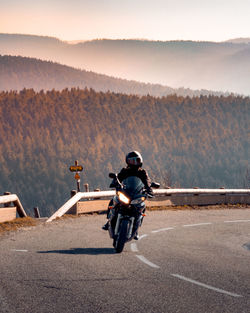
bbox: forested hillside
[0,55,224,97]
[0,88,249,216]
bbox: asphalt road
[0,208,249,313]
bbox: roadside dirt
[147,203,250,211]
[0,217,38,234]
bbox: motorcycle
[107,173,160,253]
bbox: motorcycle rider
[102,151,153,239]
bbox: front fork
[109,203,145,240]
[114,213,135,239]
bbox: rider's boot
[102,200,115,230]
[134,231,139,240]
[102,221,109,230]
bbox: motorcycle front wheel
[114,219,130,253]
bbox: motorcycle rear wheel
[114,219,130,253]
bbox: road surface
[0,208,249,313]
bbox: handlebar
[108,172,159,197]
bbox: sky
[1,0,250,42]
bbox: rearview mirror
[151,182,160,188]
[109,173,117,179]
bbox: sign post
[69,160,83,192]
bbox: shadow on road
[243,243,250,251]
[37,247,116,255]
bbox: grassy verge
[147,204,250,211]
[0,217,38,235]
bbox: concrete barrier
[0,207,17,223]
[67,200,110,215]
[147,194,250,206]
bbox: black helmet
[126,151,143,167]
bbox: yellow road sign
[69,165,83,172]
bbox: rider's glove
[109,178,117,188]
[146,187,154,197]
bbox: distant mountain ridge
[1,34,250,95]
[0,55,226,97]
[225,38,250,44]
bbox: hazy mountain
[0,33,250,95]
[0,55,226,97]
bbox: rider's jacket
[117,166,152,192]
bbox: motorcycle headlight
[131,197,145,205]
[117,191,130,204]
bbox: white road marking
[138,234,148,240]
[224,219,250,223]
[11,249,28,252]
[133,218,249,294]
[130,243,139,252]
[151,227,175,233]
[183,223,212,227]
[136,255,160,269]
[171,274,243,298]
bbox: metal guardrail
[0,194,27,218]
[46,190,115,222]
[154,188,250,195]
[46,188,250,222]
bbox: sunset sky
[1,0,250,42]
